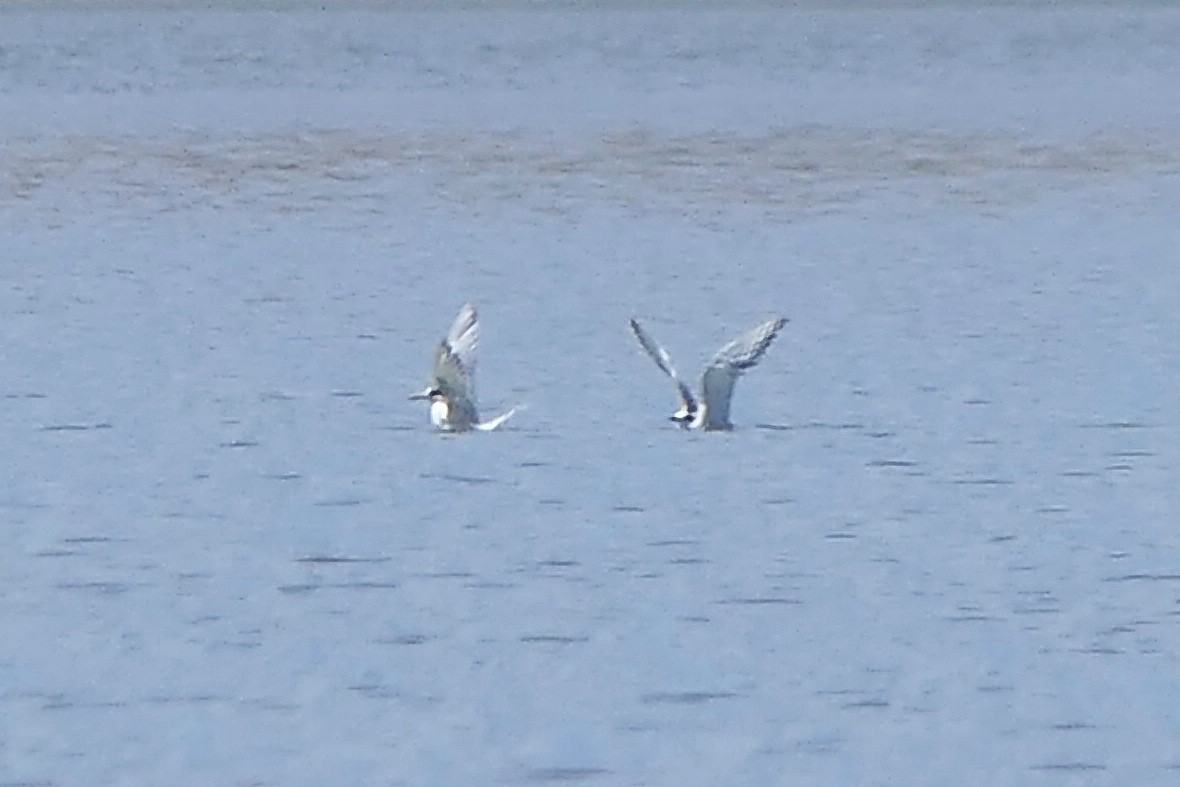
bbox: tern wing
[699,316,787,430]
[431,342,479,425]
[436,304,476,396]
[445,302,479,378]
[629,317,697,413]
[430,303,480,422]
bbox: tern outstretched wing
[445,303,478,382]
[629,317,697,414]
[431,303,480,426]
[699,316,787,430]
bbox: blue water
[3,2,1180,785]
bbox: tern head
[668,405,696,428]
[409,386,445,402]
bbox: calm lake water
[3,2,1180,785]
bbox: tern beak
[409,389,431,401]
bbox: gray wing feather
[431,304,480,422]
[700,317,787,429]
[629,318,697,412]
[708,316,787,371]
[445,302,478,374]
[432,343,474,397]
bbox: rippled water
[3,2,1180,785]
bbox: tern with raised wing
[410,303,516,432]
[629,315,787,431]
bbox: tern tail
[474,407,517,432]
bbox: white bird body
[629,315,787,431]
[429,398,450,429]
[410,303,516,433]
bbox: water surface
[3,2,1180,785]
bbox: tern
[410,303,516,432]
[629,315,787,431]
